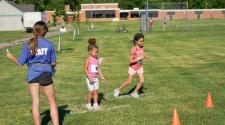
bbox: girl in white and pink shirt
[84,38,105,110]
[114,33,150,98]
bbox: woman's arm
[6,51,21,65]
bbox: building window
[167,11,175,20]
[131,11,158,18]
[120,12,128,20]
[86,10,115,18]
[130,11,140,18]
[148,11,158,17]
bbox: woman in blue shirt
[6,21,59,125]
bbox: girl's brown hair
[29,21,48,56]
[133,33,144,45]
[88,38,98,51]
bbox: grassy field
[0,20,225,125]
[0,31,32,43]
[0,26,61,43]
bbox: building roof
[0,0,23,16]
[7,1,34,12]
[81,3,119,10]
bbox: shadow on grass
[120,85,146,96]
[41,104,70,125]
[90,92,107,106]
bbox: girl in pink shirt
[84,38,105,110]
[114,33,150,98]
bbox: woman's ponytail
[28,36,38,56]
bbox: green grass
[0,21,225,125]
[0,31,32,43]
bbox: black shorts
[28,72,53,86]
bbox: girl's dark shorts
[28,72,53,86]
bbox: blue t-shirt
[17,38,56,82]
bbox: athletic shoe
[93,103,100,110]
[130,92,140,98]
[114,89,120,97]
[86,104,92,110]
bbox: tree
[64,0,81,11]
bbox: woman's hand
[5,49,13,60]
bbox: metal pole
[58,32,61,51]
[91,0,93,19]
[210,10,213,31]
[73,29,76,40]
[185,2,189,31]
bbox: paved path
[0,28,73,50]
[0,31,59,50]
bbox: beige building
[45,3,225,23]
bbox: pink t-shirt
[87,56,99,78]
[129,47,144,70]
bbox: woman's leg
[133,73,144,93]
[118,74,133,91]
[42,84,59,125]
[29,83,40,125]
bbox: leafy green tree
[9,0,225,10]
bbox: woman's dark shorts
[28,72,53,86]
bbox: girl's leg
[29,83,40,125]
[93,90,99,104]
[133,73,144,93]
[42,84,59,125]
[86,91,93,110]
[118,74,133,91]
[87,91,93,104]
[93,90,100,109]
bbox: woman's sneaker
[114,89,120,97]
[130,92,140,98]
[86,104,92,110]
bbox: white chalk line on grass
[104,92,153,99]
[70,105,130,114]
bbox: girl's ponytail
[88,38,96,45]
[88,38,98,51]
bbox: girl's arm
[6,51,21,65]
[84,58,93,83]
[143,55,151,60]
[129,54,144,64]
[98,66,105,82]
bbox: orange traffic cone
[172,109,181,125]
[206,92,213,108]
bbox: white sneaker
[130,92,140,98]
[114,89,120,97]
[86,104,92,110]
[93,103,100,110]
